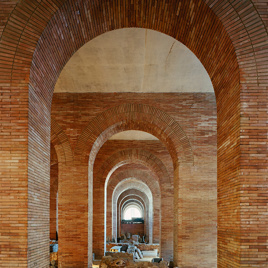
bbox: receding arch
[106,166,161,243]
[122,201,144,220]
[121,201,144,220]
[76,103,193,166]
[118,191,149,243]
[99,148,171,185]
[112,178,153,243]
[0,0,267,267]
[93,148,173,259]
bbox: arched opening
[2,1,266,267]
[110,177,154,246]
[50,27,217,266]
[106,165,161,246]
[117,195,148,244]
[122,204,143,221]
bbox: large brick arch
[93,148,173,259]
[106,167,161,243]
[76,103,193,166]
[0,0,267,267]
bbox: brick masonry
[51,92,217,267]
[92,145,173,260]
[50,145,58,241]
[106,166,161,244]
[119,224,145,239]
[0,0,267,267]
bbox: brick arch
[0,0,267,267]
[120,198,147,238]
[119,194,147,219]
[118,191,150,243]
[107,167,161,197]
[96,148,171,186]
[106,167,161,243]
[76,103,193,166]
[51,117,73,163]
[1,0,266,94]
[121,200,145,218]
[94,148,173,259]
[118,193,148,223]
[112,178,153,243]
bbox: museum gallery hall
[0,0,267,267]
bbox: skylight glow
[123,207,141,220]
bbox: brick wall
[0,0,267,267]
[50,145,58,240]
[121,224,145,237]
[51,92,217,266]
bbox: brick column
[58,162,88,267]
[160,183,174,261]
[239,87,268,267]
[50,163,58,240]
[0,85,29,267]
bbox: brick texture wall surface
[50,145,58,240]
[51,92,217,267]
[121,224,145,238]
[0,0,267,267]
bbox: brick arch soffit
[119,195,148,219]
[2,0,265,93]
[116,189,151,227]
[76,103,193,167]
[111,192,150,223]
[118,192,150,220]
[121,198,145,213]
[51,117,73,163]
[108,173,160,225]
[107,168,161,200]
[1,2,266,136]
[121,201,145,219]
[117,191,152,238]
[112,179,153,233]
[95,148,171,186]
[116,191,149,217]
[122,200,145,214]
[118,192,150,216]
[112,178,153,205]
[117,192,151,238]
[117,191,150,224]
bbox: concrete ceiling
[55,28,214,93]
